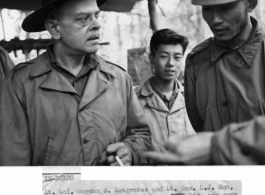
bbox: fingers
[105,142,132,166]
[107,154,116,164]
[106,142,124,155]
[99,150,107,165]
[110,155,131,166]
[116,145,129,158]
[99,143,125,165]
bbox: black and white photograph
[0,0,264,194]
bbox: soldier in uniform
[185,0,263,133]
[135,29,194,158]
[0,0,152,166]
[144,0,265,165]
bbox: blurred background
[0,0,265,85]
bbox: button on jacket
[135,77,195,152]
[0,48,152,166]
[185,17,265,132]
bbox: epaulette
[14,61,33,72]
[189,37,213,57]
[96,55,126,72]
[134,85,142,94]
[105,59,126,72]
[6,61,33,77]
[186,38,213,67]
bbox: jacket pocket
[39,137,54,166]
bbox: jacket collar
[141,77,154,97]
[211,17,264,68]
[79,60,115,110]
[29,48,116,97]
[96,56,117,78]
[141,77,184,97]
[140,77,184,112]
[29,44,117,78]
[29,53,53,77]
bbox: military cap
[192,0,238,5]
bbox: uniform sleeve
[184,55,204,132]
[0,47,15,76]
[210,116,265,165]
[123,74,153,165]
[0,75,31,165]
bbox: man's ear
[149,54,156,74]
[45,20,61,40]
[149,53,155,65]
[247,0,258,12]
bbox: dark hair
[150,29,189,56]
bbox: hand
[100,142,132,166]
[144,132,214,165]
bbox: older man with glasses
[0,0,152,166]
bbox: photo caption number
[44,174,74,182]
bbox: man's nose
[91,16,101,30]
[211,9,223,24]
[167,57,175,67]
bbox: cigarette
[115,156,124,166]
[99,42,110,45]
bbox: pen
[115,156,124,166]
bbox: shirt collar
[211,17,263,67]
[30,44,108,78]
[141,76,184,97]
[46,44,99,71]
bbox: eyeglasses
[57,11,101,27]
[74,12,100,26]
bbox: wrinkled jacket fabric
[185,17,265,132]
[211,116,265,165]
[135,78,195,152]
[0,51,152,166]
[0,46,15,83]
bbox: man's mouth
[87,35,100,41]
[212,27,227,33]
[165,70,175,73]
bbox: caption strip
[43,174,241,195]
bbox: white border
[0,166,263,194]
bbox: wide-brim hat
[192,0,238,6]
[22,0,108,32]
